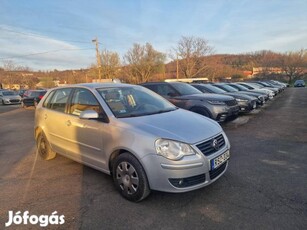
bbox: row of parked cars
[33,79,286,202]
[0,89,47,107]
[140,80,287,123]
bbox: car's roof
[50,83,139,90]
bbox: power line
[0,48,94,60]
[0,27,92,44]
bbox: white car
[0,90,22,105]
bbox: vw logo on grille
[212,139,219,150]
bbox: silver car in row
[35,83,230,201]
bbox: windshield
[203,84,227,93]
[229,83,249,91]
[249,83,263,89]
[97,86,177,118]
[170,82,202,95]
[216,84,238,92]
[2,91,16,96]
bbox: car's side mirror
[79,110,99,119]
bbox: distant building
[252,67,283,76]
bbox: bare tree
[172,36,214,78]
[124,43,165,84]
[280,49,307,84]
[100,49,121,79]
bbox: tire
[112,152,150,202]
[36,132,56,160]
[190,107,211,118]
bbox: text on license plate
[211,151,230,170]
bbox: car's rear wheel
[36,132,56,160]
[112,153,150,202]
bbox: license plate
[211,151,230,170]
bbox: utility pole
[176,53,179,79]
[92,37,102,80]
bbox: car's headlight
[235,98,248,102]
[207,100,226,105]
[155,139,196,160]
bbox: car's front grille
[209,162,227,180]
[169,174,206,188]
[196,134,225,156]
[10,99,20,103]
[225,99,237,106]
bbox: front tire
[112,153,150,202]
[36,132,56,160]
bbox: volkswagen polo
[35,83,230,202]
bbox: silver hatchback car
[35,83,230,201]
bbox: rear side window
[43,88,72,113]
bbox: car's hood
[175,93,234,101]
[118,109,222,144]
[224,92,255,100]
[2,95,21,99]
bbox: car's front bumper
[141,137,230,193]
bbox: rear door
[42,88,73,155]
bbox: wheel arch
[190,106,212,118]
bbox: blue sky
[1,0,307,70]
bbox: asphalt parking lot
[0,88,306,230]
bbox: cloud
[0,25,95,70]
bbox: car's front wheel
[112,153,150,202]
[36,132,56,160]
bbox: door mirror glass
[79,110,99,119]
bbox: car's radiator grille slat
[225,99,237,106]
[196,134,225,156]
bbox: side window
[156,85,177,97]
[47,88,72,113]
[43,91,55,108]
[69,88,102,116]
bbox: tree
[100,49,121,79]
[124,43,165,84]
[280,49,307,84]
[172,36,214,78]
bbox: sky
[0,0,307,71]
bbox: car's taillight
[39,95,44,99]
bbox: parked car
[191,83,258,112]
[0,90,22,105]
[236,82,275,99]
[212,83,268,106]
[141,82,240,122]
[22,90,47,108]
[35,83,231,201]
[294,79,305,87]
[18,89,27,97]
